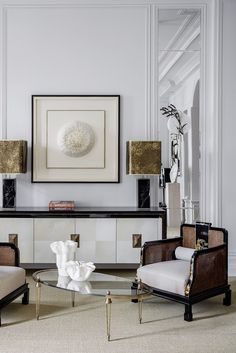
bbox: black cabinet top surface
[0,207,166,218]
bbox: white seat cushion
[0,266,26,300]
[137,260,191,296]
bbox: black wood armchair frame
[132,223,231,321]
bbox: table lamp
[0,140,27,208]
[126,141,161,208]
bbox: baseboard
[228,252,236,276]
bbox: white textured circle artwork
[57,121,95,158]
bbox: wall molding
[201,0,222,226]
[151,1,222,217]
[145,4,151,140]
[0,0,223,224]
[150,4,159,206]
[0,2,151,142]
[0,2,151,8]
[213,0,223,226]
[0,6,7,138]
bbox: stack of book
[49,201,75,210]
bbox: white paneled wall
[222,0,236,275]
[2,3,150,207]
[1,0,236,274]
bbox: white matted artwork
[32,95,120,182]
[47,110,105,169]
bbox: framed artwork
[32,95,120,183]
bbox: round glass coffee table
[32,270,149,340]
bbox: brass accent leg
[71,291,75,307]
[138,296,143,324]
[105,291,112,341]
[35,278,41,320]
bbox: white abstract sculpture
[67,280,92,294]
[65,261,96,281]
[50,240,77,276]
[57,275,71,289]
[57,121,95,157]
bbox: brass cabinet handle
[132,234,142,248]
[70,234,80,248]
[9,234,18,247]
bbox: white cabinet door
[75,219,116,263]
[117,218,160,263]
[0,218,34,263]
[34,218,75,263]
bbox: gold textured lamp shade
[0,140,27,174]
[126,141,161,175]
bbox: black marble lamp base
[138,179,150,208]
[2,178,16,208]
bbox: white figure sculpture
[50,240,77,276]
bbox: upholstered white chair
[134,223,231,321]
[0,242,29,326]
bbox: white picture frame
[32,95,120,183]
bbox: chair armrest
[187,244,227,296]
[0,242,20,266]
[141,237,182,266]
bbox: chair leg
[0,310,1,327]
[131,282,138,303]
[184,304,193,322]
[22,288,29,305]
[223,289,231,306]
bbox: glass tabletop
[32,270,136,297]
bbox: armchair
[0,242,29,326]
[135,223,231,321]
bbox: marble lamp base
[138,179,150,208]
[2,178,16,208]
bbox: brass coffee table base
[33,270,150,341]
[105,290,151,341]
